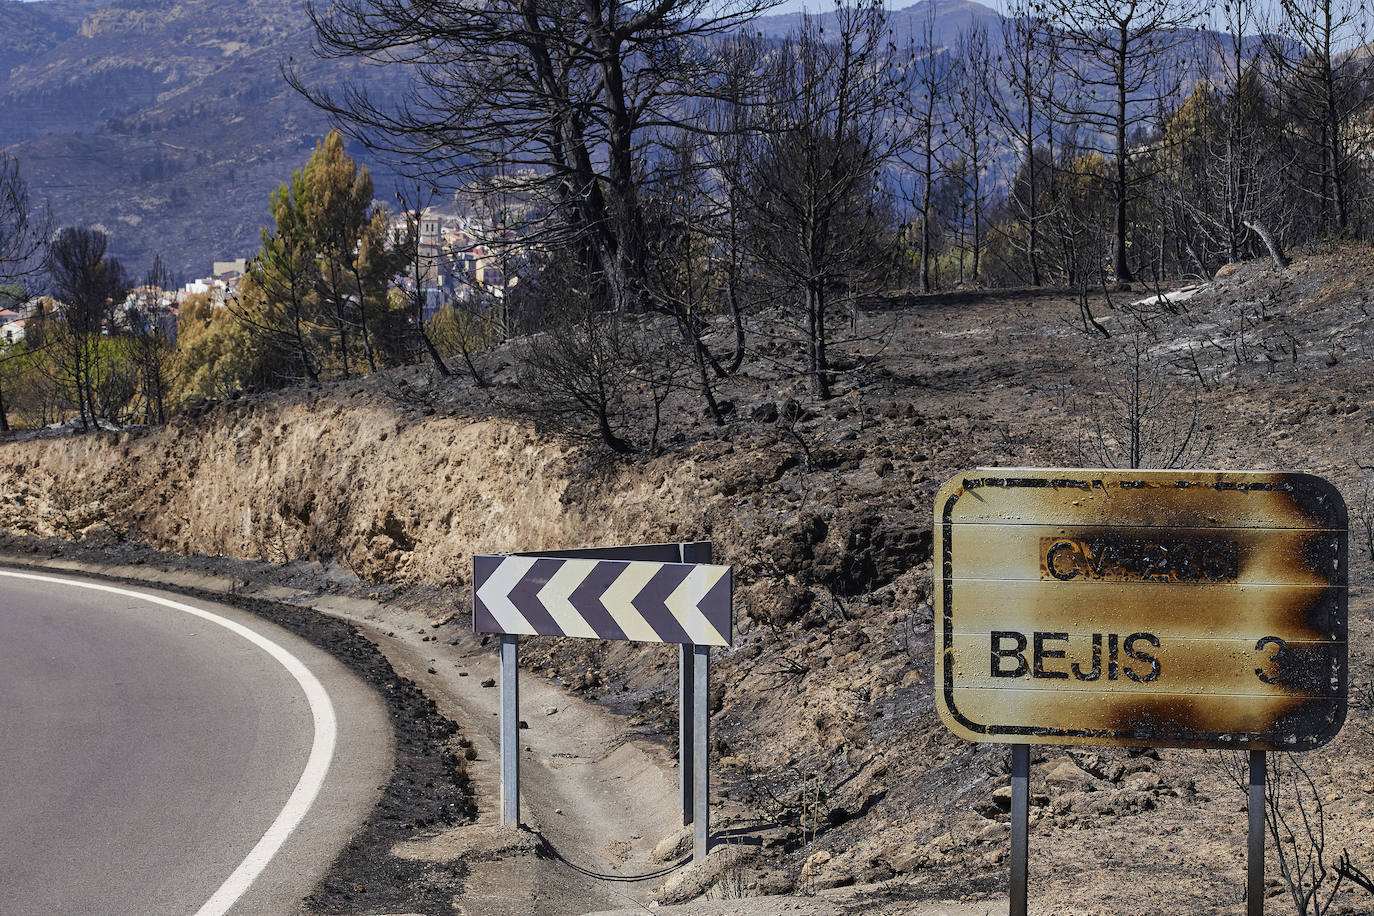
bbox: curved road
[0,569,392,915]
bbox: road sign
[934,469,1347,751]
[473,542,729,865]
[474,555,732,647]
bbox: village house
[122,285,180,341]
[0,308,27,344]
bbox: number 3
[1255,636,1288,685]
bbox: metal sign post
[694,641,710,861]
[1009,743,1029,916]
[500,634,519,826]
[679,644,694,825]
[1249,750,1266,916]
[933,468,1348,916]
[475,541,731,865]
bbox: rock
[480,677,496,688]
[1044,756,1097,791]
[1079,753,1126,783]
[767,512,828,578]
[755,869,794,895]
[929,833,957,853]
[976,822,1010,843]
[812,504,933,596]
[751,401,780,423]
[883,842,924,873]
[1122,771,1164,793]
[812,870,854,891]
[1105,790,1155,814]
[992,786,1014,810]
[801,850,831,878]
[543,706,558,716]
[859,863,894,884]
[974,799,1003,820]
[650,827,693,864]
[1051,791,1090,816]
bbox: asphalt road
[0,569,392,916]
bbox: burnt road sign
[934,469,1347,751]
[473,555,732,646]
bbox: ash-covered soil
[3,246,1374,914]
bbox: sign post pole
[1249,750,1266,916]
[693,643,710,863]
[500,634,519,827]
[1010,743,1029,916]
[679,646,694,825]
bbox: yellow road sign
[934,469,1347,750]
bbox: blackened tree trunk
[1243,219,1290,270]
[1113,36,1134,285]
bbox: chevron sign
[473,555,732,646]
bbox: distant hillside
[0,0,404,281]
[0,0,76,76]
[752,0,1002,48]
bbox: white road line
[0,569,338,916]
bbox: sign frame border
[935,469,1349,751]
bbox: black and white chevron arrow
[473,555,732,647]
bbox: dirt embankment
[4,247,1374,915]
[0,404,587,579]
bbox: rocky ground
[2,245,1374,915]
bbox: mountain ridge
[1,0,1264,282]
[0,0,401,280]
